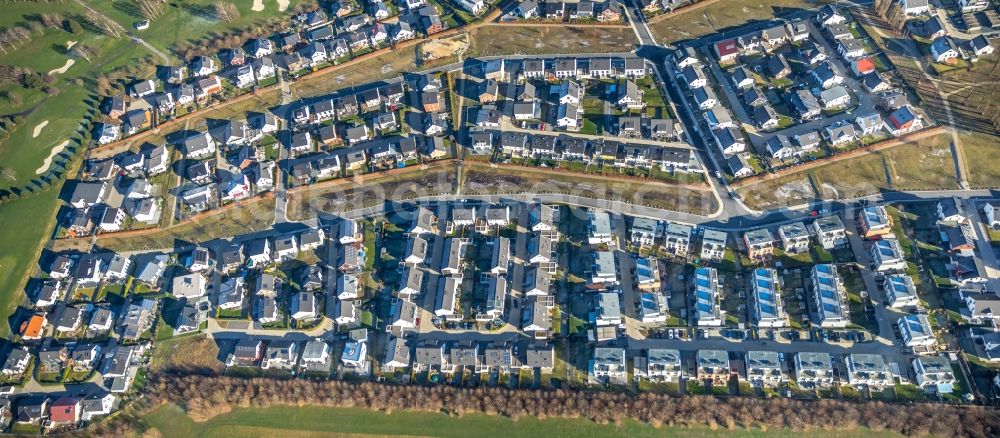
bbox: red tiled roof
[715,39,739,57]
[854,57,875,74]
[49,397,78,423]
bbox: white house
[931,36,960,63]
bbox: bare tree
[138,0,166,20]
[214,1,240,23]
[40,13,64,29]
[72,44,97,62]
[83,11,124,39]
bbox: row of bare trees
[0,11,85,54]
[97,373,1000,438]
[0,27,36,54]
[138,0,167,20]
[82,10,125,39]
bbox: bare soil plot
[421,33,470,61]
[883,134,957,191]
[150,334,223,375]
[959,131,1000,188]
[810,153,888,199]
[287,162,459,220]
[467,25,637,57]
[649,0,832,44]
[291,47,420,100]
[736,175,817,210]
[462,162,717,214]
[97,197,276,252]
[738,133,958,209]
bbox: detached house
[886,106,922,135]
[190,56,217,77]
[823,120,857,145]
[129,79,156,98]
[811,61,842,89]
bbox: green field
[0,186,65,337]
[141,404,903,438]
[0,2,153,192]
[0,0,312,336]
[88,0,308,60]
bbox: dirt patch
[287,162,459,220]
[467,25,637,57]
[150,334,224,375]
[737,177,816,210]
[463,162,717,214]
[32,120,49,138]
[35,140,68,175]
[420,33,469,61]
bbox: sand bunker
[36,140,69,175]
[32,121,49,138]
[66,40,77,49]
[252,0,265,11]
[49,59,75,75]
[277,0,290,11]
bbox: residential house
[812,264,850,328]
[845,353,893,388]
[778,222,811,254]
[743,228,776,261]
[931,36,961,63]
[701,229,727,261]
[824,120,857,145]
[696,349,731,384]
[899,314,936,349]
[229,339,265,367]
[746,350,784,386]
[662,221,693,258]
[819,85,851,109]
[590,347,626,383]
[635,348,682,382]
[694,267,725,326]
[813,215,847,249]
[858,206,893,238]
[751,268,787,327]
[871,239,906,271]
[886,105,922,135]
[795,351,835,387]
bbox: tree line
[85,373,1000,438]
